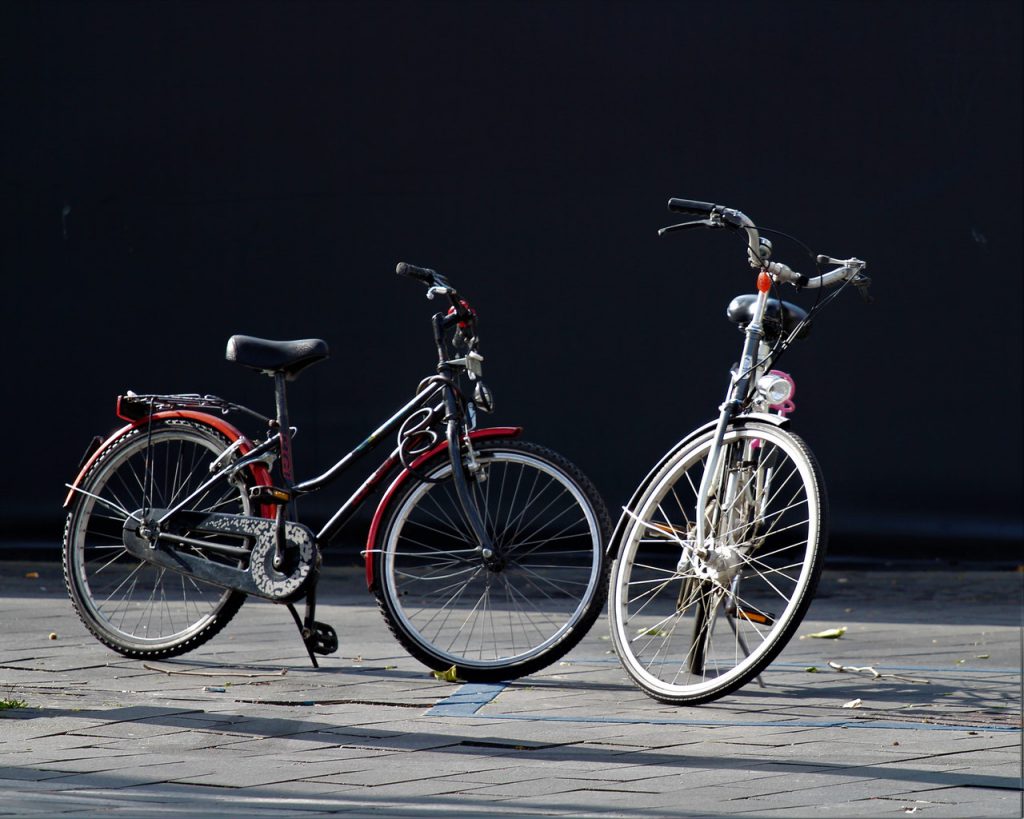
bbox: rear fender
[608,413,790,556]
[63,410,273,511]
[364,425,523,590]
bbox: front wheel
[609,422,828,704]
[374,439,611,681]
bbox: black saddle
[226,335,329,380]
[727,295,811,341]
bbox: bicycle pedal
[305,621,338,655]
[249,485,292,504]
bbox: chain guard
[247,521,316,599]
[123,509,317,602]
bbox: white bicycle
[608,198,871,704]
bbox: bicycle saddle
[727,295,811,341]
[226,335,330,380]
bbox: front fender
[64,410,271,508]
[607,413,790,556]
[364,425,523,590]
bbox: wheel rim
[612,426,821,699]
[69,425,249,647]
[382,450,602,668]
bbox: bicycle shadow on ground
[2,703,1019,793]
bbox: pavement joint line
[427,712,1023,732]
[552,658,1024,675]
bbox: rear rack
[116,392,272,425]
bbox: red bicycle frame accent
[363,425,522,589]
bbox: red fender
[64,410,273,513]
[364,425,523,589]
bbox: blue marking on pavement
[427,683,506,716]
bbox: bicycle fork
[442,383,497,562]
[694,287,771,556]
[681,287,773,676]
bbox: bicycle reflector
[756,374,793,405]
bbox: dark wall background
[2,1,1021,554]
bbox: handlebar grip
[667,198,718,216]
[395,262,438,285]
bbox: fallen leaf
[842,698,863,709]
[805,666,820,673]
[432,665,462,683]
[800,626,847,640]
[25,572,39,579]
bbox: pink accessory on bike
[767,369,796,415]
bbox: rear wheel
[63,419,256,658]
[374,439,611,681]
[609,422,827,704]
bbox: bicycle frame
[64,295,515,585]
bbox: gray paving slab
[0,560,1021,817]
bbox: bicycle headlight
[756,374,793,405]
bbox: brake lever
[426,285,453,300]
[852,273,874,304]
[657,218,721,237]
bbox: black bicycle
[63,263,611,681]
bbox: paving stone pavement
[1,558,1021,817]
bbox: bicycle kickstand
[285,571,339,668]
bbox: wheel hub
[678,537,743,587]
[481,545,508,572]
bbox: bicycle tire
[63,418,258,659]
[609,421,827,704]
[373,439,611,682]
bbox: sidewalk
[1,559,1020,817]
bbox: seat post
[272,372,295,488]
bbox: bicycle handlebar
[396,262,448,287]
[667,198,754,231]
[396,261,477,325]
[664,198,868,292]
